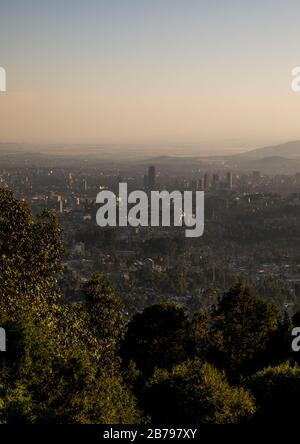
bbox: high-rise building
[68,173,73,189]
[212,173,219,189]
[227,171,233,189]
[58,198,64,213]
[148,166,156,190]
[143,174,148,189]
[73,196,80,208]
[191,180,197,192]
[204,173,211,191]
[199,177,205,191]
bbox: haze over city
[2,0,300,430]
[1,0,300,154]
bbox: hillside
[240,141,300,159]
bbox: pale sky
[1,0,300,152]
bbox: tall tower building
[143,174,148,189]
[227,171,233,189]
[58,198,64,214]
[68,173,73,190]
[148,165,156,190]
[204,173,211,191]
[199,177,205,191]
[212,173,219,189]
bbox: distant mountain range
[237,140,300,159]
[143,141,300,175]
[0,140,300,174]
[225,141,300,174]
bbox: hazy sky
[1,0,300,152]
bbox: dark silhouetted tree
[143,359,256,424]
[120,303,190,377]
[210,283,280,377]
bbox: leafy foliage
[120,303,191,376]
[84,273,126,363]
[143,359,256,424]
[0,190,141,424]
[0,189,63,319]
[247,363,300,422]
[210,283,280,377]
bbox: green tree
[263,311,294,366]
[143,359,256,424]
[210,283,280,377]
[0,190,141,424]
[247,363,300,422]
[0,188,63,319]
[0,313,141,424]
[84,273,126,363]
[188,311,210,359]
[120,303,190,377]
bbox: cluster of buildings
[0,161,299,312]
